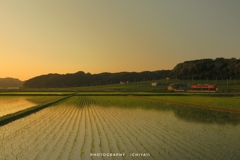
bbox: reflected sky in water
[85,96,240,126]
[1,96,240,159]
[90,98,240,159]
[0,97,36,117]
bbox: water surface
[0,96,36,117]
[0,96,240,160]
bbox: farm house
[168,83,190,91]
[188,84,217,92]
[120,81,125,84]
[151,82,159,86]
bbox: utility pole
[227,79,228,92]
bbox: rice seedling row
[88,106,101,157]
[80,105,92,160]
[90,96,240,159]
[1,96,240,160]
[105,106,180,159]
[89,112,107,160]
[92,106,118,159]
[94,96,239,158]
[0,108,55,159]
[19,105,74,160]
[91,106,127,159]
[45,107,80,160]
[31,107,72,159]
[0,101,74,159]
[111,111,167,158]
[94,106,153,160]
[90,97,169,157]
[67,107,84,160]
[90,106,113,155]
[90,105,125,159]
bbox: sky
[0,0,240,81]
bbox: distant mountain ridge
[22,57,240,88]
[0,78,23,88]
[23,70,171,88]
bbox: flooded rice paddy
[0,97,36,117]
[0,96,240,160]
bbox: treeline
[23,57,240,88]
[169,58,240,80]
[23,70,170,88]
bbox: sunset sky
[1,0,240,80]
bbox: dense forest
[23,70,170,88]
[170,58,240,80]
[23,58,240,88]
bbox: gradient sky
[1,0,240,80]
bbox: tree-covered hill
[23,70,170,88]
[0,78,23,88]
[23,57,240,88]
[169,58,240,80]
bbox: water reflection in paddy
[90,96,240,159]
[0,97,36,117]
[0,96,239,160]
[106,105,240,159]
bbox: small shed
[151,82,158,86]
[120,81,125,84]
